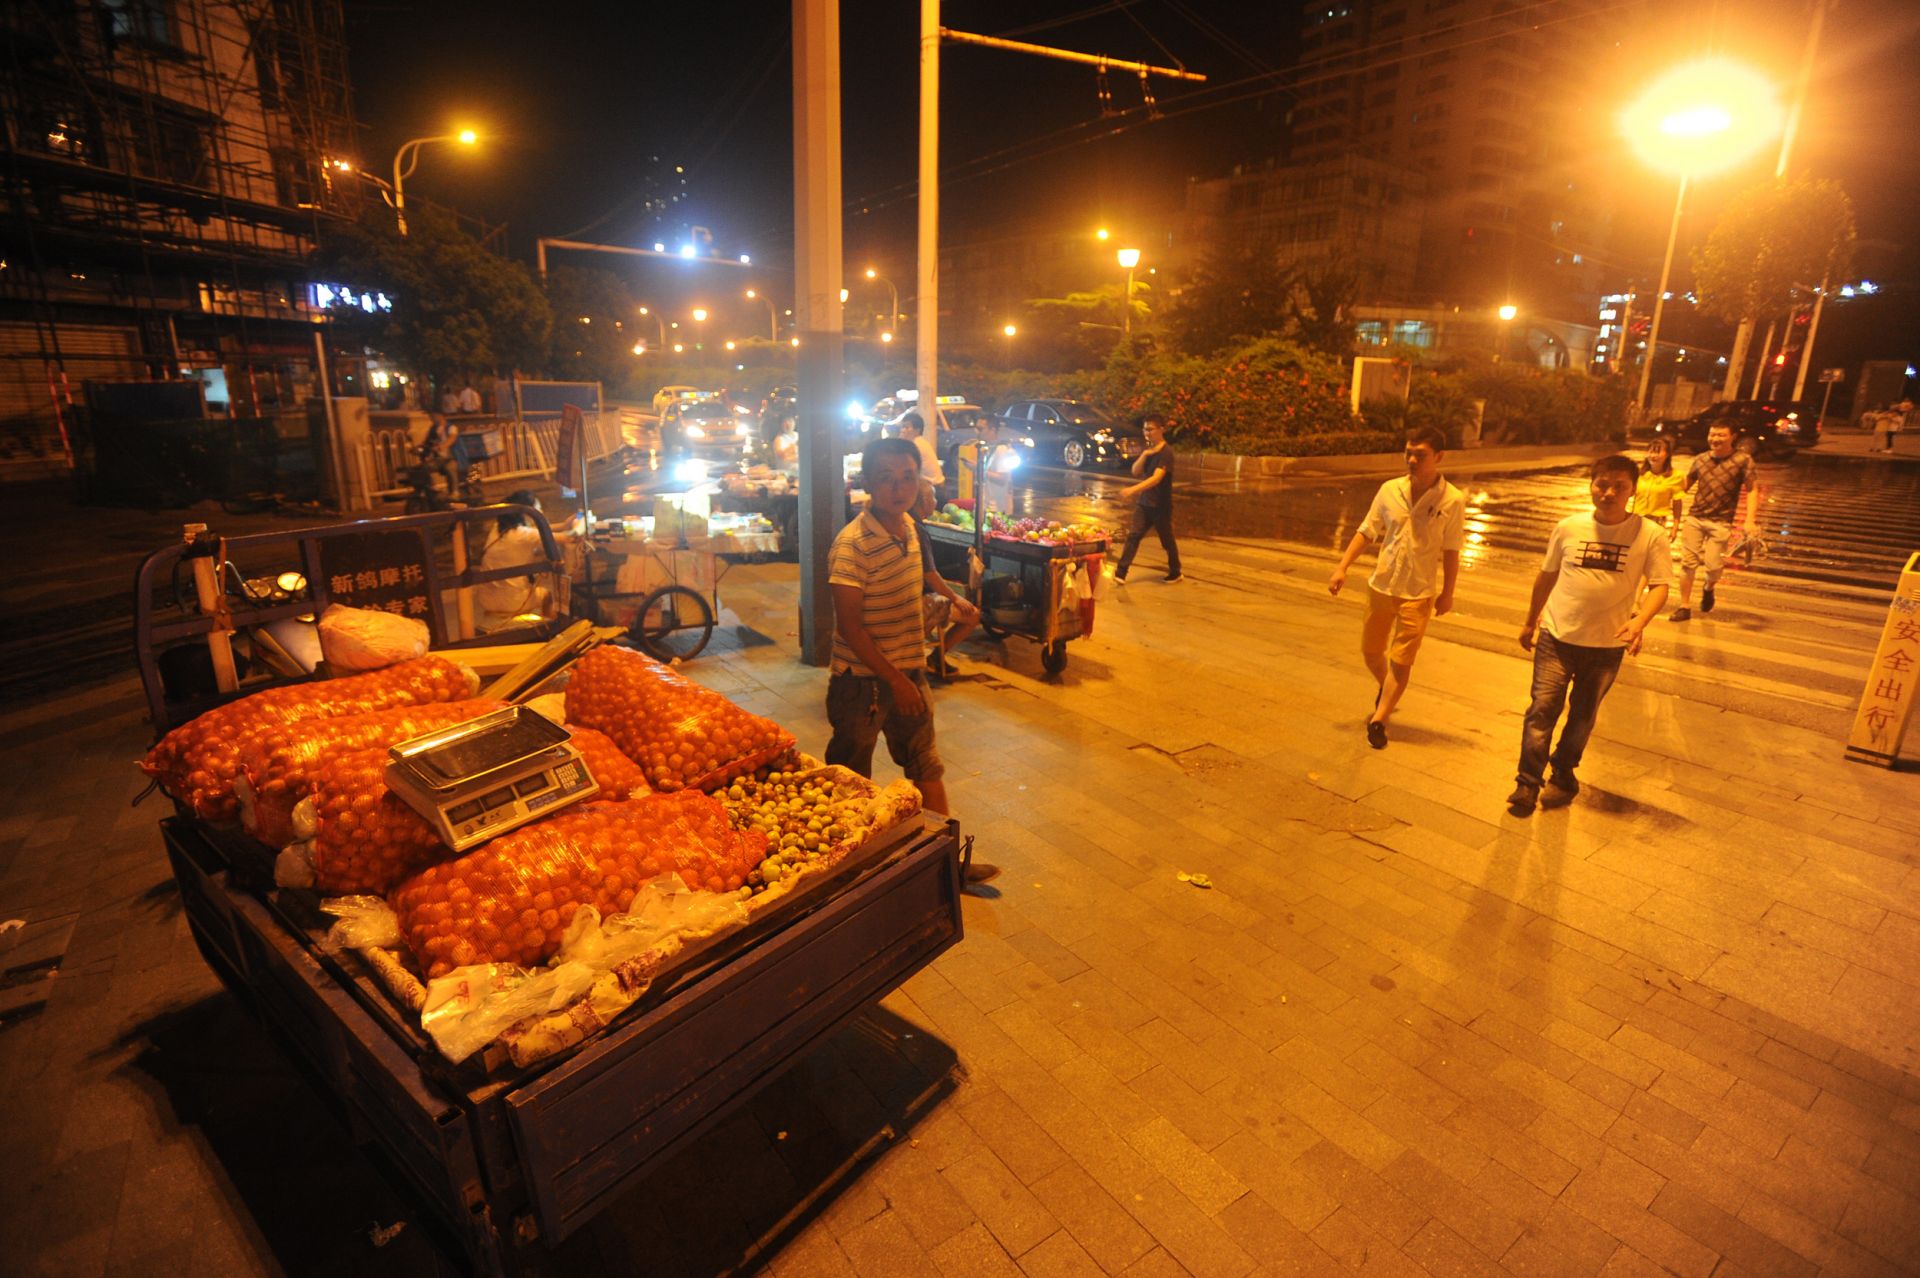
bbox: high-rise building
[1285,0,1618,312]
[0,0,364,479]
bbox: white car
[651,384,705,415]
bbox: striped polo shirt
[829,510,926,676]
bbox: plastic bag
[237,699,503,846]
[319,894,405,951]
[140,655,479,821]
[566,645,795,792]
[388,792,767,978]
[308,725,651,895]
[318,604,431,672]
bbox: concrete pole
[1749,319,1778,399]
[793,0,846,667]
[915,0,940,459]
[1637,175,1687,413]
[1791,282,1828,402]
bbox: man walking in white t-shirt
[1509,454,1671,815]
[1328,425,1466,749]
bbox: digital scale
[386,706,599,852]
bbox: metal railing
[353,411,621,508]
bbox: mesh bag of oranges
[236,699,505,846]
[389,790,767,978]
[308,726,650,895]
[141,655,479,821]
[565,645,794,793]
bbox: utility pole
[914,19,1204,458]
[793,0,844,666]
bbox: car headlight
[1093,429,1112,441]
[1019,435,1035,448]
[672,458,709,485]
[684,424,707,439]
[1777,420,1799,433]
[736,422,751,437]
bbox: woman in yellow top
[1632,436,1685,538]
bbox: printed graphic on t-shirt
[1571,540,1630,572]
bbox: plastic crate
[451,427,505,464]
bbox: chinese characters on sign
[317,527,437,633]
[1845,551,1920,767]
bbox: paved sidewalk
[3,532,1918,1277]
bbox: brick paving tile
[955,1086,1073,1187]
[1291,1139,1429,1246]
[1498,1202,1625,1278]
[941,1149,1063,1258]
[1556,1168,1720,1278]
[1377,1149,1525,1259]
[1643,1182,1818,1278]
[1119,1246,1198,1278]
[1027,1162,1158,1273]
[930,1223,1027,1278]
[1212,1192,1345,1276]
[1016,1228,1105,1278]
[1400,1217,1517,1278]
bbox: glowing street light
[635,306,664,344]
[672,342,685,353]
[745,288,777,340]
[1095,227,1110,241]
[1117,248,1142,333]
[1498,303,1518,322]
[631,342,646,355]
[391,127,480,236]
[1620,59,1784,409]
[1002,323,1018,338]
[1496,303,1519,362]
[880,331,894,343]
[863,268,899,331]
[691,307,709,323]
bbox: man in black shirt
[1113,415,1183,583]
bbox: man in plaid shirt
[1670,423,1757,622]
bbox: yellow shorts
[1362,587,1435,669]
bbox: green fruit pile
[720,768,869,893]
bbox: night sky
[344,1,1920,347]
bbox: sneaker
[964,861,1001,885]
[1366,720,1387,750]
[1164,573,1185,583]
[1669,607,1692,622]
[1112,573,1128,585]
[1506,783,1539,816]
[1540,775,1579,808]
[1701,586,1716,614]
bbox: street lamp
[745,289,777,340]
[636,305,664,345]
[691,307,709,323]
[1496,303,1518,363]
[1001,323,1017,370]
[1095,227,1110,242]
[1117,248,1142,334]
[864,267,899,331]
[391,128,478,236]
[1619,59,1783,410]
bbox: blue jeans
[1517,631,1624,788]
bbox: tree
[1163,235,1296,355]
[1288,263,1358,357]
[1692,177,1855,399]
[316,208,551,381]
[544,266,641,384]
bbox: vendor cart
[132,510,965,1276]
[572,505,781,663]
[922,520,1106,674]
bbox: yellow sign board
[1846,550,1920,768]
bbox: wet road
[999,453,1920,735]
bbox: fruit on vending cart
[718,767,876,889]
[307,726,649,895]
[388,791,767,978]
[566,644,795,792]
[237,699,504,845]
[141,655,481,821]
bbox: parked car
[651,384,706,415]
[659,398,754,461]
[998,399,1143,469]
[1650,400,1819,459]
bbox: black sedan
[1650,400,1819,459]
[998,399,1143,469]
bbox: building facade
[0,0,362,478]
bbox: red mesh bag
[310,727,650,895]
[238,699,504,846]
[389,791,767,978]
[566,645,794,793]
[141,655,478,821]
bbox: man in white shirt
[1508,454,1671,815]
[1328,426,1466,749]
[456,382,483,414]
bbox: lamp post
[1619,60,1783,411]
[1496,303,1518,363]
[745,289,778,340]
[690,307,708,351]
[1002,322,1017,370]
[392,128,477,236]
[1117,247,1141,334]
[864,268,898,332]
[636,305,665,346]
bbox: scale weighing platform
[386,706,599,852]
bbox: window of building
[1376,8,1407,29]
[272,149,315,207]
[126,105,211,187]
[1369,88,1396,107]
[100,0,174,49]
[1356,320,1386,346]
[1391,320,1433,347]
[21,96,99,164]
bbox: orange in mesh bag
[389,791,767,978]
[239,699,505,846]
[566,645,794,793]
[141,655,479,821]
[310,727,651,895]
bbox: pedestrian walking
[1329,425,1466,748]
[826,438,997,885]
[1508,454,1671,815]
[1669,423,1756,621]
[1630,437,1685,540]
[1881,400,1911,455]
[1112,414,1182,584]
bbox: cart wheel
[631,585,715,662]
[1041,641,1068,674]
[980,612,1008,640]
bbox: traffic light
[1774,351,1787,366]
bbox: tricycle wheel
[631,585,714,662]
[1041,640,1068,674]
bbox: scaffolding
[0,0,366,475]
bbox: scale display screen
[404,712,569,786]
[386,707,597,851]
